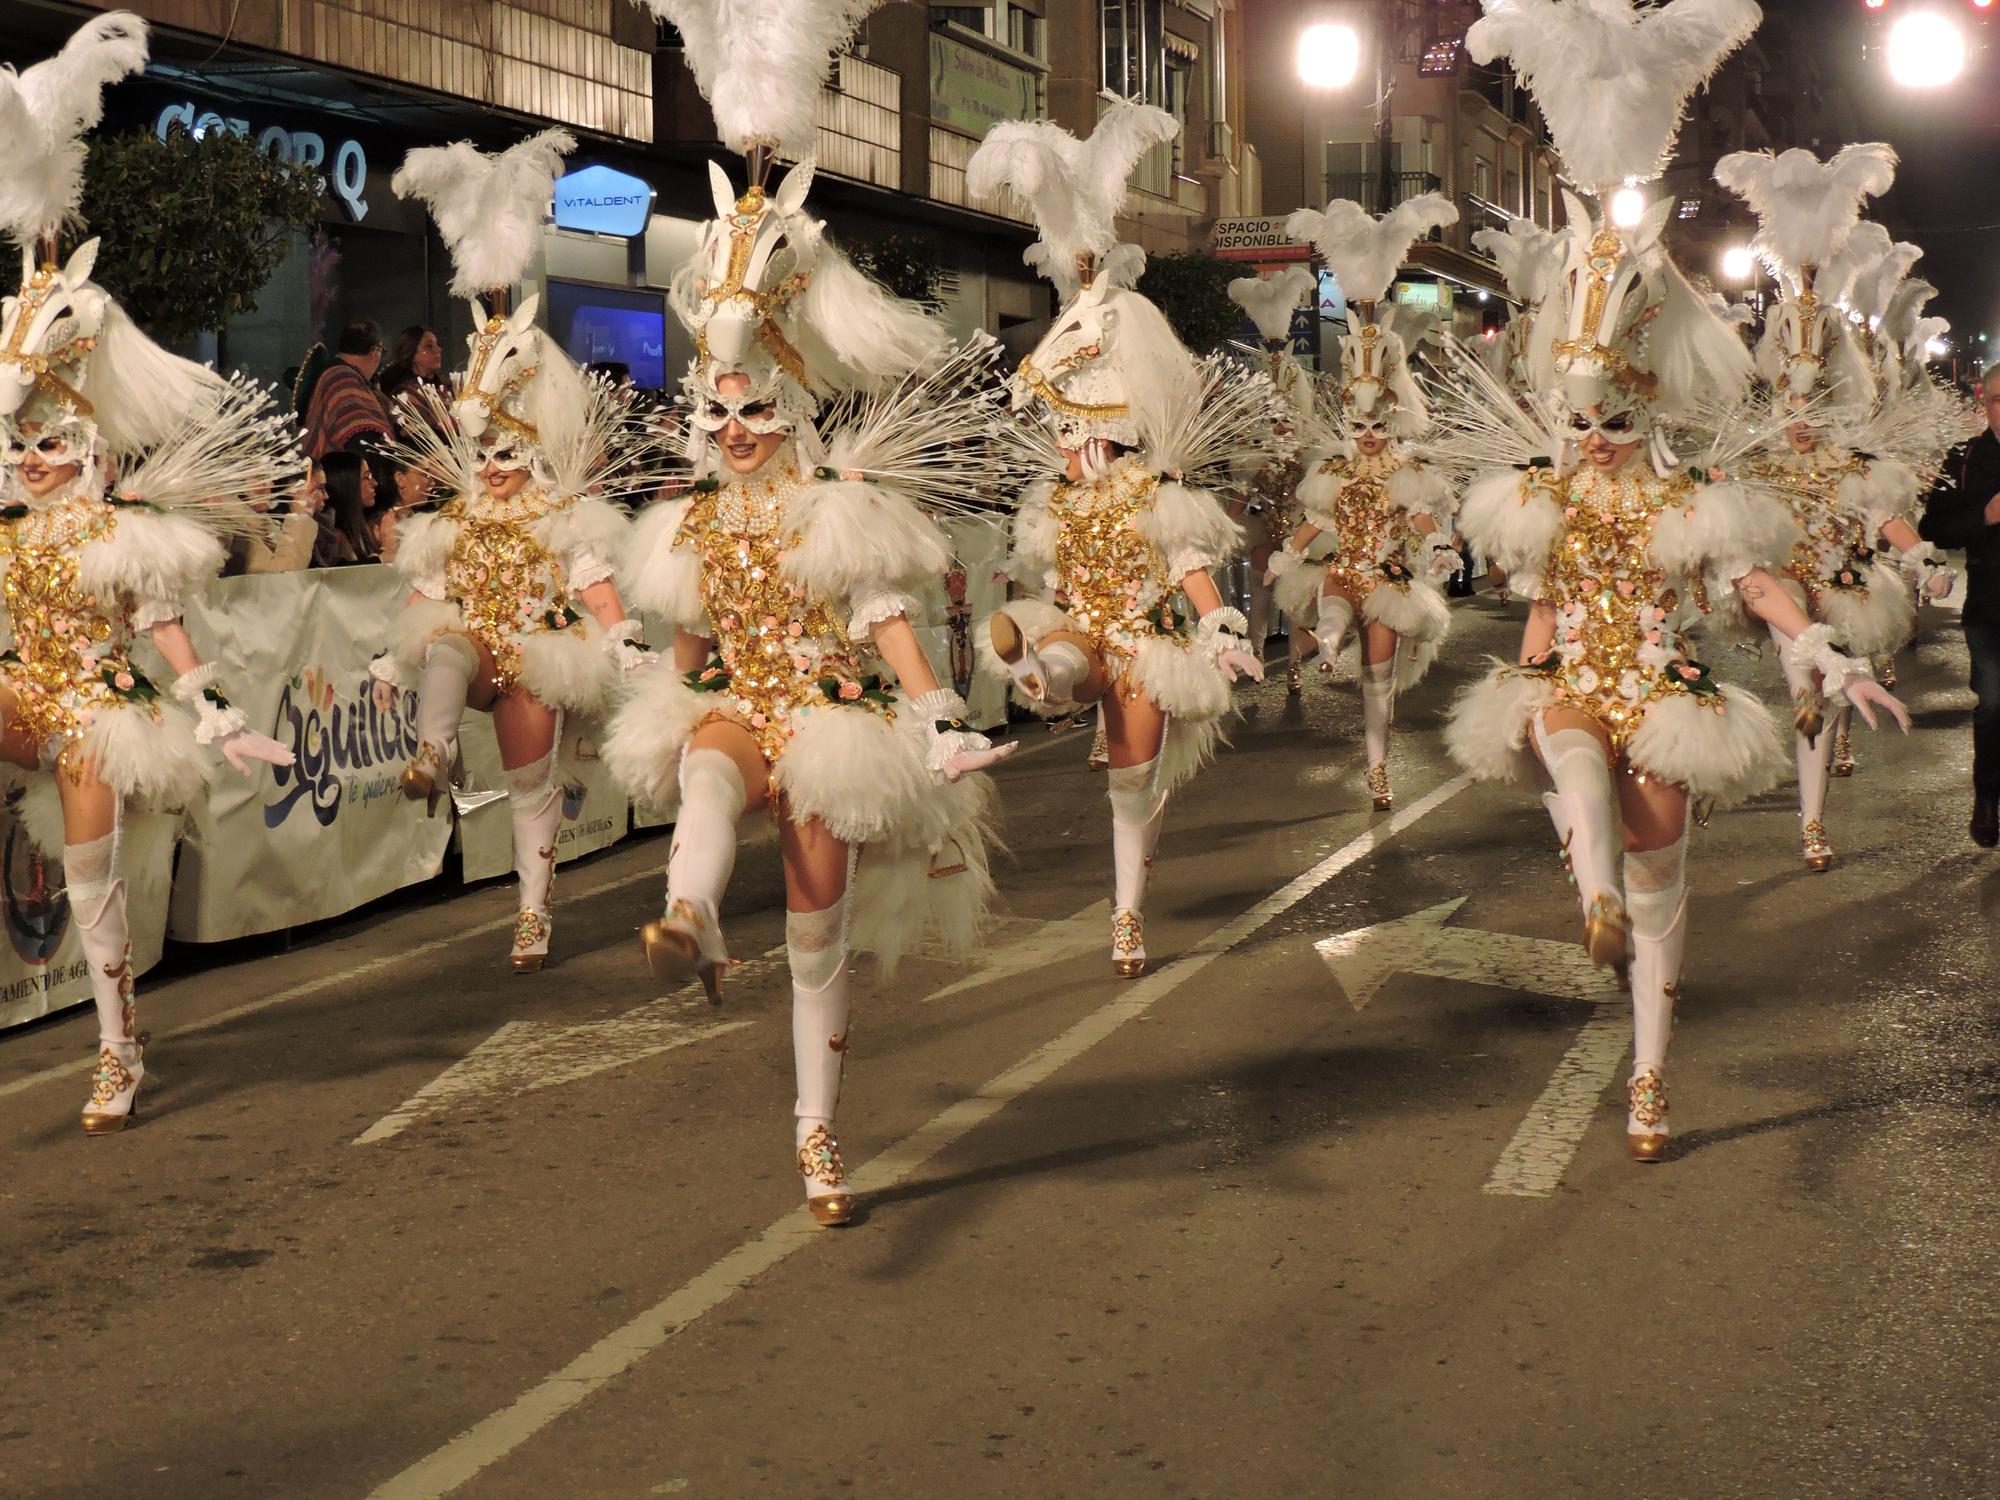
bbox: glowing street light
[1609,186,1646,228]
[1298,22,1362,88]
[1722,245,1755,283]
[1926,336,1950,358]
[1887,11,1968,90]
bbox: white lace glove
[1196,606,1264,683]
[603,618,651,673]
[1901,543,1956,600]
[1782,622,1910,731]
[369,653,404,712]
[910,688,1016,782]
[1263,547,1305,587]
[1423,537,1461,580]
[172,665,295,773]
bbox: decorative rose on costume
[838,681,862,701]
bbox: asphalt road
[2,592,1995,1500]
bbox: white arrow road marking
[1314,897,1630,1199]
[921,901,1109,1003]
[363,776,1472,1500]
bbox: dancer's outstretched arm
[870,615,1015,782]
[148,620,296,773]
[1736,567,1910,730]
[1182,570,1264,683]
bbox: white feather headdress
[1025,240,1146,304]
[1851,241,1922,325]
[1229,266,1316,343]
[1819,221,1892,310]
[1467,0,1762,194]
[1285,193,1458,309]
[392,129,574,297]
[1714,144,1895,282]
[0,11,149,247]
[1472,218,1565,305]
[638,0,883,162]
[968,103,1178,279]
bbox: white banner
[170,567,454,942]
[0,811,177,1032]
[455,722,633,883]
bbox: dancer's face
[1786,421,1819,453]
[11,423,83,498]
[1576,407,1642,472]
[714,373,787,475]
[478,457,532,499]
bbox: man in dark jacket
[1919,368,2000,847]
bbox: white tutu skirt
[1274,570,1450,689]
[0,693,209,854]
[386,599,616,714]
[1781,566,1916,659]
[603,661,997,974]
[1445,661,1783,807]
[975,598,1226,797]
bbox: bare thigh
[492,689,559,772]
[689,717,773,813]
[1103,682,1167,769]
[780,807,849,914]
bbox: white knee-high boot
[642,747,744,999]
[789,895,854,1225]
[1532,718,1628,965]
[406,634,477,812]
[504,746,562,971]
[1361,655,1396,808]
[990,608,1088,704]
[1774,623,1836,868]
[1247,571,1274,655]
[1108,757,1165,977]
[1314,589,1355,672]
[1623,832,1688,1159]
[69,828,141,1133]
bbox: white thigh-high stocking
[1623,831,1688,1154]
[991,609,1088,704]
[416,634,477,757]
[1314,589,1355,670]
[1361,655,1396,807]
[643,747,745,997]
[789,893,854,1223]
[1531,718,1627,965]
[504,745,562,968]
[1247,571,1274,653]
[1774,623,1835,861]
[69,826,141,1131]
[1107,757,1165,976]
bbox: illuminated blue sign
[553,165,654,237]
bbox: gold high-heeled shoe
[401,742,446,817]
[1286,661,1303,695]
[510,909,550,973]
[80,1045,143,1135]
[1830,730,1855,778]
[1802,819,1833,872]
[1583,893,1632,968]
[640,900,727,1004]
[1366,762,1393,811]
[1111,907,1146,978]
[1627,1068,1669,1162]
[798,1123,856,1227]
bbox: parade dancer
[370,130,645,973]
[1447,0,1907,1162]
[1267,195,1462,810]
[610,0,1013,1228]
[0,13,300,1132]
[1472,216,1565,398]
[1715,146,1955,866]
[1226,266,1317,686]
[967,102,1281,979]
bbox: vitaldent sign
[154,102,369,221]
[552,165,654,237]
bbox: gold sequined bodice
[1310,450,1408,587]
[1748,451,1873,607]
[1050,461,1172,664]
[1541,467,1710,749]
[676,465,884,764]
[441,489,577,688]
[0,493,140,743]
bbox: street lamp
[1298,23,1362,88]
[1722,246,1755,283]
[1887,11,1968,89]
[1609,186,1646,228]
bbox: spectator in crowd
[231,466,325,575]
[302,321,395,459]
[374,456,441,564]
[319,451,383,566]
[377,325,449,429]
[1919,363,2000,848]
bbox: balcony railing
[1459,194,1516,248]
[1322,171,1446,216]
[929,125,1033,223]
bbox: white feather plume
[1024,240,1146,302]
[1228,266,1316,342]
[1905,316,1949,364]
[392,129,574,297]
[0,11,149,246]
[968,103,1178,276]
[1850,241,1921,324]
[1882,276,1937,348]
[639,0,883,160]
[1467,0,1762,192]
[793,227,948,390]
[1472,218,1565,304]
[111,373,306,541]
[1819,221,1892,309]
[1285,193,1458,308]
[1714,143,1895,274]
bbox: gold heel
[1286,662,1303,695]
[799,1123,856,1227]
[1802,820,1833,872]
[80,1046,142,1135]
[401,743,446,817]
[1111,909,1147,978]
[1366,762,1393,811]
[1626,1069,1669,1162]
[510,909,550,973]
[641,905,727,1004]
[1583,894,1631,968]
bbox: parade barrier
[0,517,1010,1030]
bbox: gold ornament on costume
[1047,458,1179,691]
[439,489,586,692]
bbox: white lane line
[1482,1001,1630,1199]
[363,774,1472,1500]
[0,862,663,1103]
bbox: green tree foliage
[1137,250,1243,354]
[79,127,322,341]
[848,233,947,312]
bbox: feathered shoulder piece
[1468,0,1762,193]
[1472,218,1564,305]
[110,372,307,542]
[0,11,148,247]
[1714,144,1894,283]
[638,1,884,162]
[1417,335,1568,490]
[1136,354,1290,495]
[1285,194,1457,309]
[1228,266,1316,344]
[968,102,1177,281]
[392,129,574,297]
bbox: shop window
[1100,0,1164,100]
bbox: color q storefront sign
[553,165,655,237]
